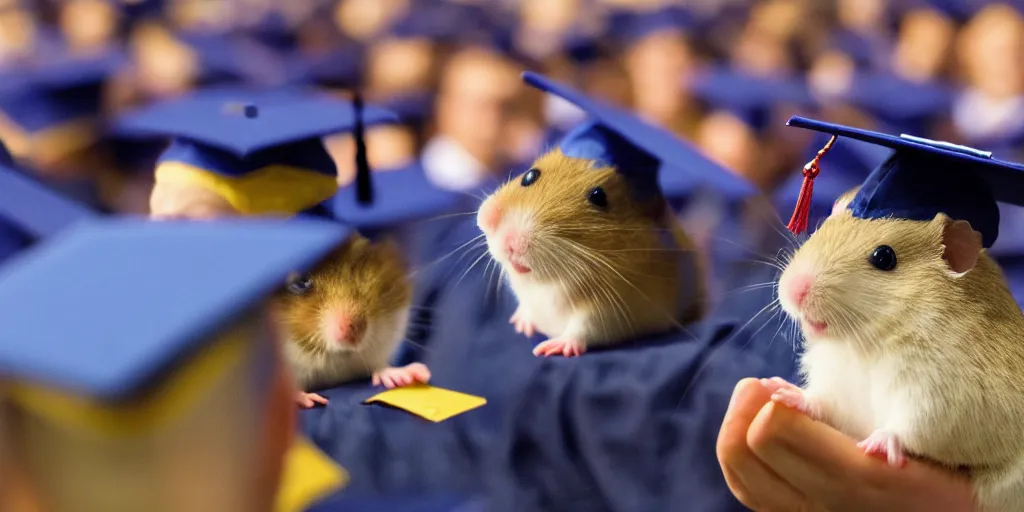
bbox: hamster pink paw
[296,391,329,409]
[532,336,586,357]
[857,430,907,468]
[372,363,432,389]
[762,377,815,417]
[509,307,537,337]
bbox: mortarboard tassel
[787,135,838,235]
[353,91,374,206]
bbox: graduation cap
[895,0,1024,21]
[0,140,98,264]
[114,86,399,216]
[0,47,126,165]
[783,116,1024,247]
[287,43,364,90]
[689,67,816,134]
[0,217,350,510]
[614,4,697,47]
[522,71,757,203]
[811,71,955,136]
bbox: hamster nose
[477,200,502,234]
[330,311,367,345]
[785,272,813,309]
[503,231,528,258]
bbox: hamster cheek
[477,197,502,235]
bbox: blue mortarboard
[0,47,126,163]
[523,71,757,202]
[0,140,98,263]
[895,0,1024,20]
[814,72,955,136]
[827,29,892,72]
[0,217,349,400]
[114,86,399,215]
[615,4,697,47]
[287,44,364,90]
[386,0,496,44]
[175,30,289,87]
[690,67,816,133]
[784,116,1024,247]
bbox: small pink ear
[942,219,982,273]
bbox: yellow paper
[364,384,487,422]
[274,436,349,512]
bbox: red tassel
[786,135,837,235]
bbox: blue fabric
[307,492,486,512]
[689,67,816,132]
[0,220,31,266]
[157,138,338,178]
[0,218,350,400]
[0,162,98,239]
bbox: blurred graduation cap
[0,217,348,402]
[175,30,290,86]
[0,48,126,165]
[895,0,1024,20]
[773,133,894,231]
[0,139,99,264]
[811,71,955,136]
[114,86,399,216]
[522,71,758,203]
[689,67,816,134]
[613,4,697,47]
[385,0,499,45]
[783,115,1024,246]
[287,43,364,90]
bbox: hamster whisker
[454,249,493,288]
[407,234,487,278]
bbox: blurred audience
[0,0,1022,207]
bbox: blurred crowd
[1,0,1023,216]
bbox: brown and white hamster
[477,149,705,357]
[769,189,1024,511]
[272,233,430,408]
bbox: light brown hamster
[768,189,1024,511]
[271,233,430,408]
[476,149,705,357]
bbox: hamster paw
[762,377,815,417]
[532,336,586,357]
[296,391,329,409]
[372,363,432,389]
[857,430,907,468]
[510,307,537,337]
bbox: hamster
[768,188,1024,511]
[476,149,706,357]
[271,233,431,408]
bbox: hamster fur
[271,233,430,408]
[770,189,1024,511]
[477,149,706,357]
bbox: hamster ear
[941,217,983,274]
[830,186,860,217]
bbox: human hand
[716,378,978,512]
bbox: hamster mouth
[508,257,532,274]
[802,316,828,337]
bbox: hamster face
[476,149,665,282]
[778,208,954,347]
[271,235,412,357]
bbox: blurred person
[334,0,409,43]
[166,0,235,34]
[694,111,762,188]
[58,0,120,56]
[622,6,701,139]
[891,6,957,83]
[421,45,521,191]
[729,24,797,79]
[952,3,1024,144]
[831,0,892,71]
[744,0,809,45]
[513,0,581,63]
[329,125,418,184]
[0,7,38,67]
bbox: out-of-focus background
[1,0,1023,215]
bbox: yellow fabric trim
[155,161,340,216]
[365,384,487,422]
[5,331,247,437]
[274,436,349,512]
[0,112,98,166]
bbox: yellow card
[364,384,487,422]
[275,436,349,512]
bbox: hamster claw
[372,363,432,389]
[532,337,586,357]
[857,430,907,468]
[296,392,329,409]
[510,307,536,337]
[763,378,815,417]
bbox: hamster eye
[520,168,540,187]
[587,187,608,209]
[869,245,897,271]
[286,274,313,295]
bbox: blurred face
[893,9,955,82]
[367,38,436,96]
[520,0,578,33]
[328,125,417,184]
[731,27,792,77]
[837,0,885,32]
[61,0,118,53]
[0,10,36,63]
[436,49,520,168]
[130,24,198,99]
[335,0,408,42]
[625,32,692,124]
[808,50,855,97]
[695,112,759,186]
[960,5,1024,97]
[748,0,806,42]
